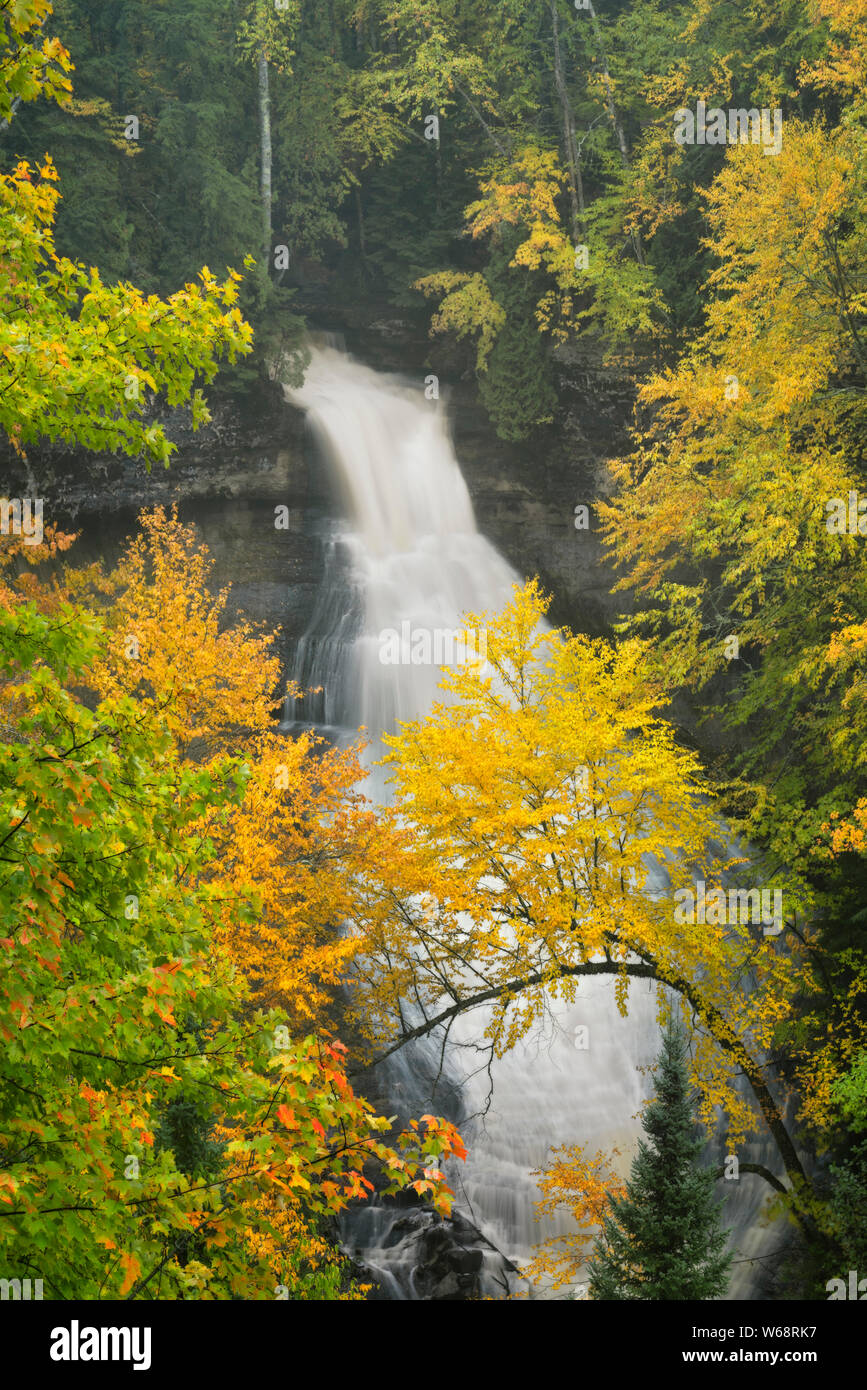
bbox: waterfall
[283,343,516,777]
[283,343,782,1300]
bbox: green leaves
[0,1,72,123]
[235,0,300,70]
[0,4,255,468]
[0,159,254,465]
[0,606,239,1292]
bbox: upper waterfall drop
[283,344,518,755]
[286,345,477,554]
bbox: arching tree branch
[713,1161,788,1197]
[352,953,810,1205]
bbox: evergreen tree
[588,1022,732,1300]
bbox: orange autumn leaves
[84,507,282,756]
[528,1146,626,1292]
[208,734,366,1025]
[65,505,374,1026]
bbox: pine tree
[588,1022,732,1300]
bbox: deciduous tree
[354,581,813,1209]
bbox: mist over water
[283,344,778,1299]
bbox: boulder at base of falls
[355,1208,524,1301]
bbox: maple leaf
[118,1252,141,1297]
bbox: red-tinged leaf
[118,1251,141,1296]
[276,1104,296,1129]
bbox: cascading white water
[284,343,781,1300]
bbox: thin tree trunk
[0,95,22,135]
[586,1,629,170]
[434,127,442,215]
[452,78,511,159]
[585,0,645,266]
[355,185,367,259]
[258,48,273,271]
[551,0,584,241]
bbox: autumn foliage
[0,508,468,1297]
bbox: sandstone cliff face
[0,315,637,684]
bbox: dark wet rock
[351,1206,523,1302]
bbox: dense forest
[2,0,867,1318]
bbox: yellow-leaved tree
[61,505,396,1030]
[353,581,822,1221]
[416,143,662,364]
[527,1146,626,1294]
[80,506,281,757]
[598,114,867,877]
